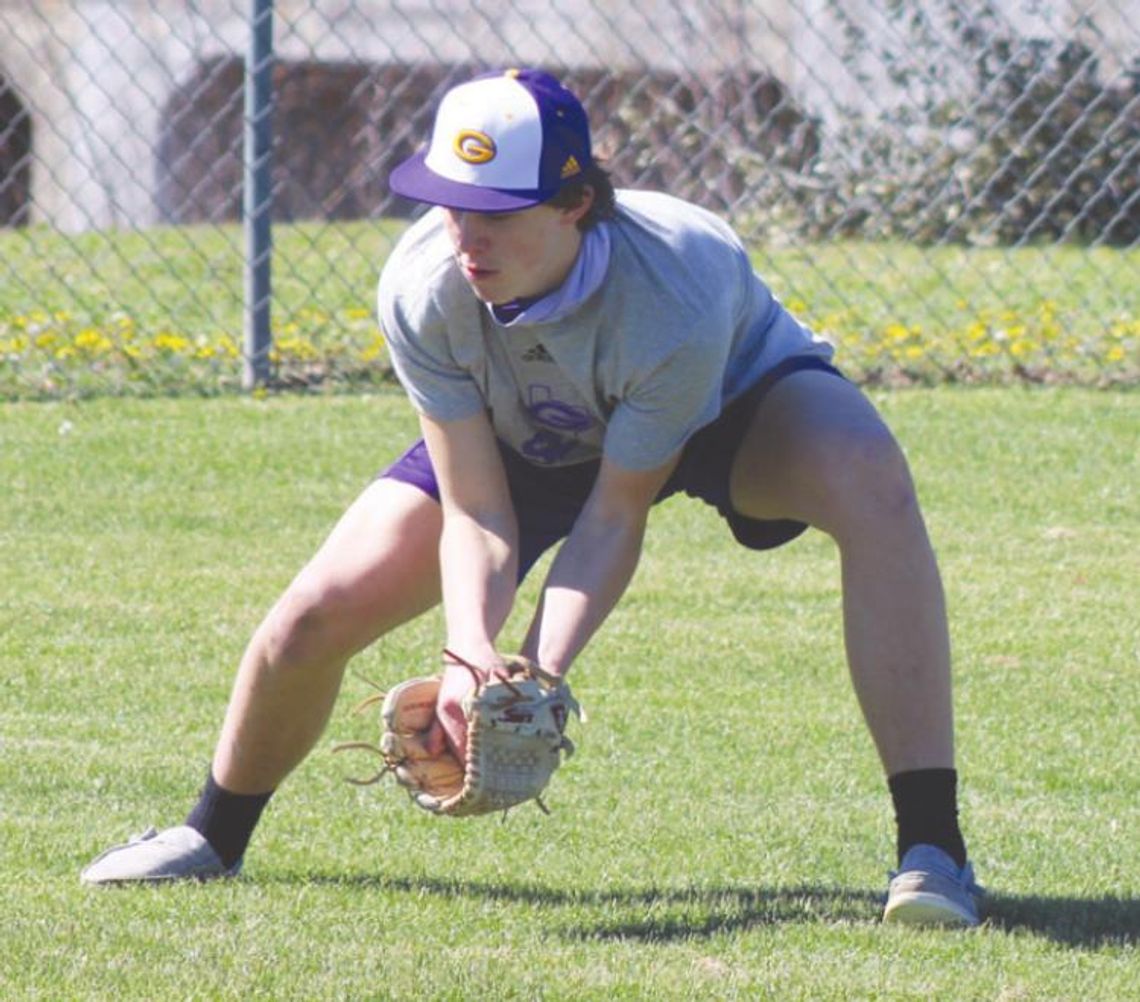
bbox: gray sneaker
[80,826,241,885]
[883,843,982,927]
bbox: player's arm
[420,410,518,666]
[520,451,679,675]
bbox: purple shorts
[382,355,843,581]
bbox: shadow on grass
[273,872,881,934]
[984,893,1139,949]
[270,871,1139,947]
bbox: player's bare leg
[213,477,443,794]
[729,369,979,925]
[729,369,953,775]
[82,478,443,884]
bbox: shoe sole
[883,890,979,927]
[82,867,239,886]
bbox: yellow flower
[276,335,319,361]
[360,333,387,362]
[153,332,191,354]
[74,329,114,355]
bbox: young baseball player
[82,69,981,926]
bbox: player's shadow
[982,893,1139,948]
[285,872,1139,948]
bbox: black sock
[888,768,967,868]
[185,772,273,869]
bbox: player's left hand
[334,652,582,817]
[423,656,485,761]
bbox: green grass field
[2,388,1137,1000]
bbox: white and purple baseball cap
[388,68,593,212]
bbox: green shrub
[775,4,1139,246]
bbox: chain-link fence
[1,0,1137,398]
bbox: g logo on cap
[453,130,497,164]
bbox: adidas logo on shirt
[521,343,554,363]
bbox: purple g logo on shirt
[521,384,595,464]
[526,385,594,432]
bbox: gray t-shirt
[377,190,833,471]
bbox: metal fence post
[243,0,274,390]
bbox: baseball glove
[334,652,582,817]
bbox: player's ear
[562,184,595,226]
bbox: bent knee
[812,423,922,537]
[743,414,921,540]
[254,578,362,668]
[841,422,916,507]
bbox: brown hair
[547,162,617,231]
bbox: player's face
[442,202,586,305]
